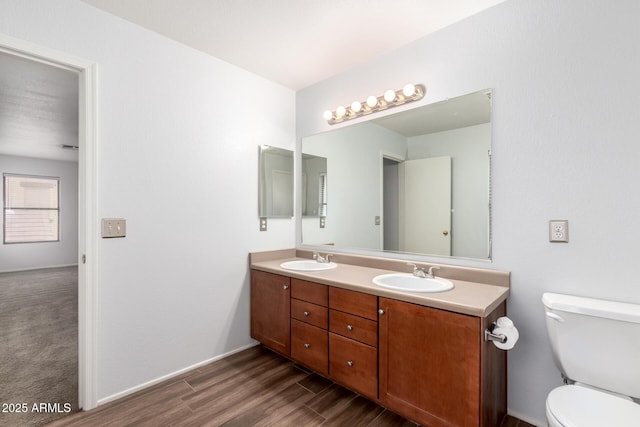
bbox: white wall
[296,0,640,424]
[0,0,295,402]
[0,155,78,272]
[302,123,405,249]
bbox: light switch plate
[102,218,126,238]
[259,217,267,232]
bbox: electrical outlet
[549,220,569,243]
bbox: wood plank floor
[46,345,534,426]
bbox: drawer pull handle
[346,325,353,331]
[303,311,310,317]
[283,285,289,290]
[346,360,353,367]
[304,343,310,349]
[378,309,385,315]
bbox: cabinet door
[379,298,480,427]
[291,299,328,329]
[329,287,378,320]
[250,270,290,356]
[291,279,328,306]
[329,333,377,399]
[329,309,377,347]
[291,319,328,375]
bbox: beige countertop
[250,253,509,317]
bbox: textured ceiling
[0,52,78,162]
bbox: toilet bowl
[546,384,640,427]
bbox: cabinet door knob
[303,311,310,317]
[346,325,353,331]
[304,343,310,349]
[283,285,289,290]
[346,360,353,367]
[378,309,385,315]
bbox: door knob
[442,230,449,236]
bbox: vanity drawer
[291,298,328,329]
[329,333,377,399]
[291,279,328,307]
[291,319,328,376]
[329,287,378,320]
[329,309,377,347]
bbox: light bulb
[366,95,378,108]
[402,83,416,97]
[323,110,333,121]
[384,89,396,103]
[336,105,346,118]
[351,101,362,113]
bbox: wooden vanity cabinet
[378,297,507,427]
[290,279,329,375]
[250,269,507,426]
[250,270,290,356]
[328,287,378,400]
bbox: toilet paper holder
[484,322,507,344]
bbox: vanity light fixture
[323,83,425,125]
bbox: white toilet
[542,292,640,426]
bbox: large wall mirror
[301,89,492,260]
[259,145,294,218]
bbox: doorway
[0,34,98,413]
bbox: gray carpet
[0,266,78,426]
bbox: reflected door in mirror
[400,156,451,256]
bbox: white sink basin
[280,260,338,271]
[372,273,454,293]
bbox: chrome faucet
[407,263,440,279]
[313,252,333,263]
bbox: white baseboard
[97,342,260,406]
[508,409,545,427]
[0,264,78,274]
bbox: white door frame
[0,34,98,410]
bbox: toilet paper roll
[496,316,514,328]
[492,326,519,350]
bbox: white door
[400,156,451,256]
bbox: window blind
[3,174,60,243]
[319,173,327,217]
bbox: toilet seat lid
[547,385,640,427]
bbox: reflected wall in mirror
[258,145,294,218]
[301,153,327,217]
[301,89,492,260]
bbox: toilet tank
[542,292,640,399]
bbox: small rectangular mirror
[258,145,294,218]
